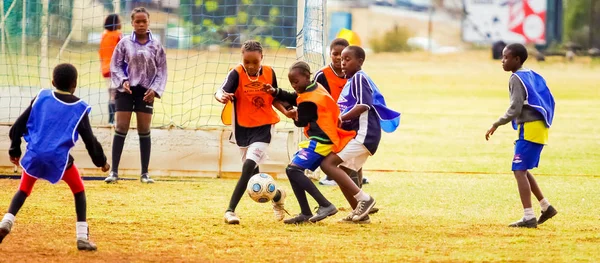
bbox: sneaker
[339,213,371,224]
[283,214,312,224]
[104,172,118,184]
[140,173,155,184]
[309,204,338,223]
[272,189,289,221]
[319,178,337,186]
[538,205,558,225]
[352,196,376,222]
[508,217,537,228]
[369,207,380,214]
[224,211,240,224]
[77,238,97,251]
[0,220,13,244]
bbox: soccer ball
[246,173,277,203]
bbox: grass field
[0,51,599,262]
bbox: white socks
[523,208,535,220]
[76,222,89,240]
[353,190,370,202]
[2,213,15,223]
[540,198,551,212]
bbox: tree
[563,0,600,48]
[179,0,297,48]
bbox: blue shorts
[291,140,332,171]
[512,139,544,171]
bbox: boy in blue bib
[0,64,110,250]
[320,46,400,223]
[485,43,558,228]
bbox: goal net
[0,0,326,131]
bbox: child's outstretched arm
[486,75,526,140]
[214,69,238,104]
[273,100,297,120]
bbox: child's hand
[9,156,20,166]
[101,163,110,172]
[485,125,497,140]
[285,108,298,120]
[262,84,276,95]
[122,80,132,94]
[215,91,234,104]
[143,89,156,103]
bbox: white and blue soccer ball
[246,173,277,203]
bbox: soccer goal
[0,0,327,178]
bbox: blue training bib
[20,89,91,184]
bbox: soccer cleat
[77,238,97,251]
[224,211,240,225]
[318,178,337,186]
[339,213,371,224]
[283,214,312,224]
[538,205,558,225]
[104,172,118,184]
[272,189,289,221]
[352,196,376,222]
[140,173,155,184]
[0,220,13,244]
[309,204,338,223]
[508,217,537,228]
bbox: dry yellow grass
[0,51,599,262]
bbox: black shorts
[234,124,272,147]
[115,85,154,114]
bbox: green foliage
[563,0,600,48]
[179,0,297,48]
[369,25,413,53]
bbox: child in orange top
[215,40,291,225]
[98,14,122,125]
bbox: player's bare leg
[509,170,537,228]
[527,171,557,224]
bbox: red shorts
[19,164,85,196]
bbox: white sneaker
[319,178,337,186]
[140,173,155,184]
[0,220,13,244]
[272,189,288,221]
[224,211,240,224]
[104,172,118,184]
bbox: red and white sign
[463,0,547,44]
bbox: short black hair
[289,61,311,77]
[242,40,263,54]
[52,63,78,91]
[104,14,120,31]
[330,38,349,50]
[506,43,528,63]
[346,45,366,61]
[131,7,150,21]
